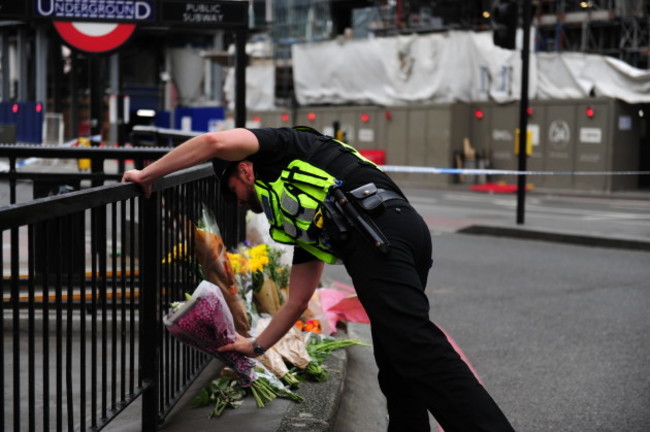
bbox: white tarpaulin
[292,31,534,105]
[536,52,650,103]
[290,30,650,106]
[226,30,650,110]
[224,63,276,111]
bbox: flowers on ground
[227,244,270,276]
[164,281,255,386]
[227,242,289,315]
[295,319,322,334]
[165,281,302,414]
[163,207,369,418]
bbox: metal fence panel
[1,164,244,431]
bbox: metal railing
[0,125,202,205]
[1,134,245,430]
[0,144,172,205]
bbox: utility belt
[321,182,406,254]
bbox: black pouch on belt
[347,182,404,214]
[326,185,393,253]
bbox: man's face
[227,162,263,214]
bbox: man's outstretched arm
[121,128,259,197]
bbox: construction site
[0,0,648,192]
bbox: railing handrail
[0,164,215,229]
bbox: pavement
[104,325,350,432]
[104,185,650,432]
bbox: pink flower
[164,281,255,386]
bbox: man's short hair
[213,159,240,203]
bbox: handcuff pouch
[348,183,384,213]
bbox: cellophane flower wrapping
[164,280,256,387]
[194,205,251,335]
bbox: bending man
[122,126,515,432]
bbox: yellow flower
[227,252,247,275]
[249,244,269,261]
[248,257,266,273]
[247,244,269,272]
[227,243,274,275]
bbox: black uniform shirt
[247,127,403,264]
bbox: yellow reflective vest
[254,159,340,263]
[253,132,378,263]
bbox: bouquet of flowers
[256,317,329,382]
[227,243,290,316]
[194,205,251,335]
[165,281,303,416]
[164,280,256,386]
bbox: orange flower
[294,320,304,330]
[302,319,322,334]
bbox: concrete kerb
[458,225,650,252]
[276,348,347,432]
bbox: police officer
[122,126,515,432]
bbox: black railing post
[9,155,16,204]
[141,192,161,431]
[11,226,20,431]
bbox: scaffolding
[535,0,649,69]
[268,0,331,105]
[264,0,649,105]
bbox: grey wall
[248,98,642,193]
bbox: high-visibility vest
[253,127,380,263]
[254,159,340,263]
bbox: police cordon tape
[380,165,650,176]
[4,156,648,177]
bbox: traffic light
[492,0,518,49]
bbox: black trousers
[336,201,515,432]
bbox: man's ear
[239,161,255,183]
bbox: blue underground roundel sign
[53,21,136,53]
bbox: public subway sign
[32,0,248,27]
[160,1,248,28]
